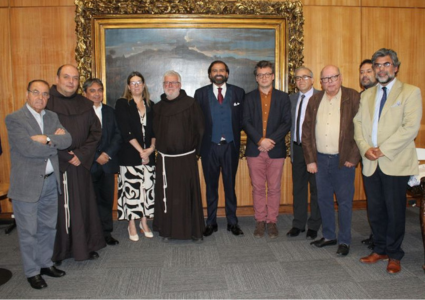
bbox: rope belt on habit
[63,171,70,234]
[157,149,196,213]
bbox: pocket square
[391,101,401,107]
[234,102,240,106]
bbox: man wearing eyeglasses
[243,61,291,238]
[153,70,206,242]
[287,66,321,240]
[46,65,106,265]
[302,65,360,256]
[195,60,245,237]
[354,49,422,274]
[6,80,72,289]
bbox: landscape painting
[104,27,276,107]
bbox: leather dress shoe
[360,252,389,264]
[27,275,47,289]
[387,259,401,274]
[40,266,66,277]
[227,224,244,236]
[54,260,62,267]
[286,227,305,237]
[105,236,119,245]
[203,224,218,237]
[89,251,99,260]
[336,244,350,256]
[310,237,337,248]
[306,229,317,240]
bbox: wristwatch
[46,136,51,144]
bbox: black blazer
[194,84,245,158]
[243,88,291,158]
[115,98,155,166]
[91,104,122,174]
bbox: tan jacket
[354,79,422,176]
[302,86,361,168]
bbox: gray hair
[82,78,103,92]
[163,70,181,83]
[295,66,314,78]
[371,48,401,68]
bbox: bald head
[320,65,342,97]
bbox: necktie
[218,87,223,104]
[296,94,305,143]
[378,87,387,119]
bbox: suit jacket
[91,104,122,174]
[115,98,155,166]
[302,86,361,168]
[6,105,72,202]
[354,79,422,176]
[194,83,245,158]
[243,88,291,158]
[289,88,319,162]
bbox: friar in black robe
[47,82,106,262]
[153,89,205,240]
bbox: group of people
[5,48,422,290]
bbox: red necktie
[218,87,223,104]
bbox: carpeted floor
[0,208,424,299]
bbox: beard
[209,74,228,85]
[376,72,395,85]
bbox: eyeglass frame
[256,73,274,79]
[28,89,50,98]
[163,81,181,87]
[373,62,393,69]
[129,81,143,86]
[320,74,340,83]
[294,75,312,81]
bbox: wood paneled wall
[1,0,425,215]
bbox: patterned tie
[218,87,223,104]
[378,87,387,119]
[296,94,305,143]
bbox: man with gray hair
[354,48,422,273]
[153,70,205,242]
[287,66,321,240]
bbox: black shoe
[336,244,350,256]
[203,224,218,237]
[286,227,305,237]
[310,237,337,248]
[105,236,119,245]
[361,234,373,246]
[306,229,318,240]
[27,275,47,289]
[40,266,66,277]
[227,224,244,236]
[89,251,99,260]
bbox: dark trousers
[201,141,239,226]
[316,153,355,245]
[291,143,321,231]
[363,166,409,260]
[92,169,115,237]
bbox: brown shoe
[254,221,266,238]
[268,222,278,239]
[360,253,389,264]
[387,259,401,274]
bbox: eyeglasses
[373,62,393,69]
[320,74,340,83]
[163,81,180,87]
[256,73,273,79]
[129,81,143,86]
[28,90,50,98]
[295,75,312,81]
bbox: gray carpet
[0,208,424,299]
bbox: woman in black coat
[115,71,155,241]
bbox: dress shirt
[294,87,314,143]
[213,83,227,100]
[371,78,397,147]
[26,104,54,174]
[93,103,103,127]
[315,88,341,154]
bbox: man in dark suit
[354,48,422,274]
[6,80,72,289]
[83,78,122,246]
[195,60,245,237]
[287,66,321,240]
[243,60,291,239]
